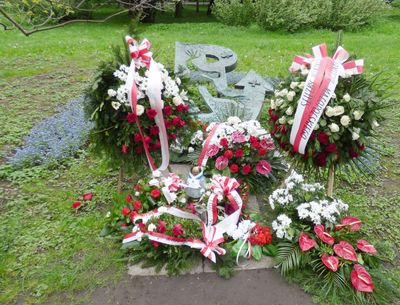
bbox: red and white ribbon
[125,36,170,171]
[197,124,220,168]
[289,44,364,154]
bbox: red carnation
[158,220,166,233]
[251,140,260,149]
[242,164,252,175]
[224,150,233,159]
[146,108,157,119]
[315,152,327,167]
[325,143,337,153]
[153,141,161,150]
[72,201,81,209]
[133,200,142,211]
[169,133,177,140]
[235,148,244,158]
[357,240,377,255]
[321,255,339,272]
[126,112,136,124]
[163,105,173,116]
[176,104,186,112]
[230,164,239,173]
[171,117,181,126]
[220,138,229,148]
[150,189,161,199]
[134,133,142,143]
[299,232,316,252]
[172,223,184,236]
[314,224,334,245]
[178,118,186,127]
[351,264,374,292]
[333,241,358,261]
[121,207,130,216]
[121,145,128,154]
[150,125,160,136]
[258,148,267,156]
[317,132,329,145]
[126,194,133,203]
[83,193,94,201]
[143,136,152,144]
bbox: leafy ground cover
[0,5,399,304]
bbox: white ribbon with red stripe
[289,44,364,154]
[123,177,243,263]
[197,123,221,168]
[125,36,170,171]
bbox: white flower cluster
[296,198,348,225]
[227,219,255,240]
[269,188,293,210]
[188,130,204,153]
[272,214,293,240]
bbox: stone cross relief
[174,42,275,123]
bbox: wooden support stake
[327,164,335,197]
[117,166,124,194]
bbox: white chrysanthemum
[147,224,157,232]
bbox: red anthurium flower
[206,144,219,157]
[72,201,81,209]
[335,216,362,231]
[314,224,334,245]
[172,224,184,236]
[83,193,93,201]
[121,207,130,216]
[150,189,161,199]
[357,240,377,255]
[321,255,339,272]
[299,232,317,252]
[133,200,142,211]
[333,241,358,261]
[157,220,166,233]
[351,264,374,293]
[215,156,229,171]
[260,139,275,150]
[256,160,272,175]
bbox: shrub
[213,0,255,27]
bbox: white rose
[275,99,284,107]
[288,119,294,125]
[111,101,121,110]
[343,93,351,102]
[290,82,299,89]
[188,147,194,153]
[270,99,276,110]
[285,106,293,116]
[331,93,337,99]
[314,124,319,130]
[352,132,360,140]
[136,104,144,116]
[135,192,140,196]
[372,119,380,128]
[108,89,117,97]
[340,115,351,127]
[286,91,296,102]
[298,82,306,90]
[172,95,183,106]
[333,106,345,116]
[278,89,289,97]
[353,110,364,121]
[325,106,335,117]
[278,116,286,125]
[329,123,340,133]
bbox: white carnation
[111,101,121,110]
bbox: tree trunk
[175,1,183,18]
[327,164,335,197]
[117,166,124,194]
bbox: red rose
[172,117,181,126]
[258,148,267,156]
[135,184,140,192]
[176,104,186,112]
[256,160,272,175]
[309,131,316,141]
[126,194,133,203]
[134,133,142,143]
[146,108,157,119]
[349,148,359,159]
[325,143,337,153]
[299,232,316,252]
[121,145,129,154]
[157,220,166,233]
[149,125,160,136]
[270,114,279,122]
[235,148,244,158]
[335,216,362,231]
[163,105,173,116]
[333,241,358,261]
[317,132,329,144]
[165,120,172,128]
[126,112,136,124]
[219,138,229,148]
[133,200,142,211]
[315,152,327,167]
[242,164,252,175]
[314,224,334,245]
[121,207,130,216]
[178,118,186,127]
[356,240,377,255]
[215,156,229,171]
[249,136,258,143]
[72,201,81,209]
[83,193,93,201]
[153,141,161,150]
[321,255,339,272]
[169,134,177,140]
[143,136,152,144]
[224,150,233,159]
[230,164,239,173]
[172,223,184,236]
[351,264,374,292]
[150,189,161,199]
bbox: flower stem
[327,164,335,197]
[117,166,124,194]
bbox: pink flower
[172,223,184,236]
[256,160,272,175]
[157,220,166,233]
[321,255,339,272]
[314,224,334,245]
[121,145,129,154]
[215,156,229,171]
[333,241,358,262]
[206,144,220,157]
[335,216,362,231]
[351,264,374,292]
[357,240,377,255]
[72,201,81,209]
[186,203,196,214]
[299,232,316,252]
[232,131,246,143]
[260,139,275,150]
[83,193,94,201]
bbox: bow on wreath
[123,176,243,263]
[125,36,170,172]
[288,43,364,154]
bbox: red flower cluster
[248,224,273,246]
[71,193,94,210]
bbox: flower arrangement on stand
[199,117,286,196]
[267,171,398,304]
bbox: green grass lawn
[0,5,400,304]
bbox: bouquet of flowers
[200,117,286,195]
[267,44,385,174]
